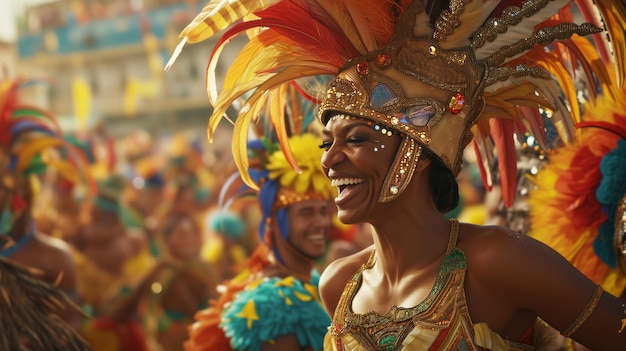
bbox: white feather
[412,11,433,38]
[475,0,573,60]
[440,0,500,49]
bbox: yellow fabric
[122,248,155,277]
[73,250,118,308]
[82,321,120,351]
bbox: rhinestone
[448,93,465,114]
[390,117,399,125]
[390,186,399,194]
[428,45,437,55]
[375,53,391,68]
[356,62,369,75]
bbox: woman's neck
[369,212,451,282]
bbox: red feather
[490,118,519,207]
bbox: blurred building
[14,0,240,136]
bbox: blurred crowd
[1,102,378,350]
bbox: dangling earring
[378,136,422,202]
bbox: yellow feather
[166,0,280,70]
[533,55,580,143]
[208,37,267,104]
[207,75,270,141]
[13,137,62,172]
[231,90,272,189]
[595,0,626,88]
[269,84,301,173]
[180,0,281,43]
[569,35,617,100]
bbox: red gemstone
[448,93,465,114]
[375,53,391,68]
[335,323,342,333]
[356,62,369,75]
[336,339,344,351]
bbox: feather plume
[518,50,580,142]
[269,84,302,175]
[558,37,615,100]
[438,0,501,49]
[489,118,519,207]
[470,136,495,191]
[474,0,572,60]
[529,83,626,296]
[165,0,281,70]
[574,0,611,63]
[343,0,411,51]
[592,0,626,88]
[306,0,368,54]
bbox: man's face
[285,199,332,259]
[165,217,202,261]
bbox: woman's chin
[336,209,363,225]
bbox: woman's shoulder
[457,222,546,258]
[456,221,577,292]
[319,245,374,317]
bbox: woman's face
[321,115,401,224]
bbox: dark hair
[423,150,459,213]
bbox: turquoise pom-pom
[594,139,626,267]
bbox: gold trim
[561,285,603,337]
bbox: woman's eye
[319,141,333,150]
[347,136,367,144]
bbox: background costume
[0,77,92,350]
[528,58,626,299]
[185,134,334,351]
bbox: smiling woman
[169,0,626,350]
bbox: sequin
[370,83,399,108]
[379,335,397,350]
[448,93,465,114]
[356,62,369,75]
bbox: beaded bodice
[325,219,535,351]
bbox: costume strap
[561,284,603,337]
[446,219,460,255]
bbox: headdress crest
[167,0,621,206]
[0,77,92,240]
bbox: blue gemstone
[397,104,436,127]
[370,83,399,108]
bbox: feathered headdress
[528,65,626,298]
[242,133,335,244]
[0,77,92,239]
[167,0,621,206]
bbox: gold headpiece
[168,0,622,206]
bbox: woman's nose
[321,143,344,169]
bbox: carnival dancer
[0,77,89,327]
[185,133,335,351]
[168,0,626,349]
